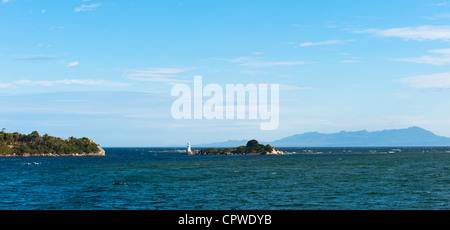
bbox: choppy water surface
[0,147,448,209]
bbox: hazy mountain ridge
[198,127,450,147]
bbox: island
[187,139,285,155]
[0,130,105,157]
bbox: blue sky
[2,0,450,146]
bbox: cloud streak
[74,3,101,12]
[300,39,354,47]
[14,54,59,61]
[67,61,79,67]
[125,68,190,77]
[358,25,450,41]
[219,56,314,68]
[14,79,129,87]
[400,72,450,88]
[396,48,450,65]
[239,60,313,68]
[125,67,193,84]
[0,83,12,88]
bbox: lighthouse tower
[186,141,192,155]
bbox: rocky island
[187,139,285,155]
[0,130,105,157]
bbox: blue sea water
[0,147,449,210]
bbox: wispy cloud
[67,61,79,67]
[341,60,361,63]
[13,55,83,68]
[358,25,450,41]
[435,2,448,6]
[126,68,190,77]
[241,70,267,75]
[239,60,312,68]
[14,54,59,62]
[0,83,12,88]
[400,72,450,88]
[300,39,354,47]
[127,77,191,84]
[279,84,317,91]
[429,48,450,54]
[424,12,450,20]
[1,0,11,3]
[74,3,101,12]
[218,56,314,68]
[14,79,129,87]
[125,67,193,84]
[215,56,255,63]
[396,48,450,65]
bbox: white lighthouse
[186,141,192,154]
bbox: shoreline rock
[264,148,285,155]
[186,150,198,155]
[0,145,106,158]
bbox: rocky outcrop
[193,139,285,155]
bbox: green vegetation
[0,129,101,156]
[199,139,278,155]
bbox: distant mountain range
[198,127,450,147]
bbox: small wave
[23,162,42,165]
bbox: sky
[2,0,450,147]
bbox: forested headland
[0,129,104,157]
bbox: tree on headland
[246,139,266,153]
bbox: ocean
[0,147,448,210]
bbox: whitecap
[23,162,41,165]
